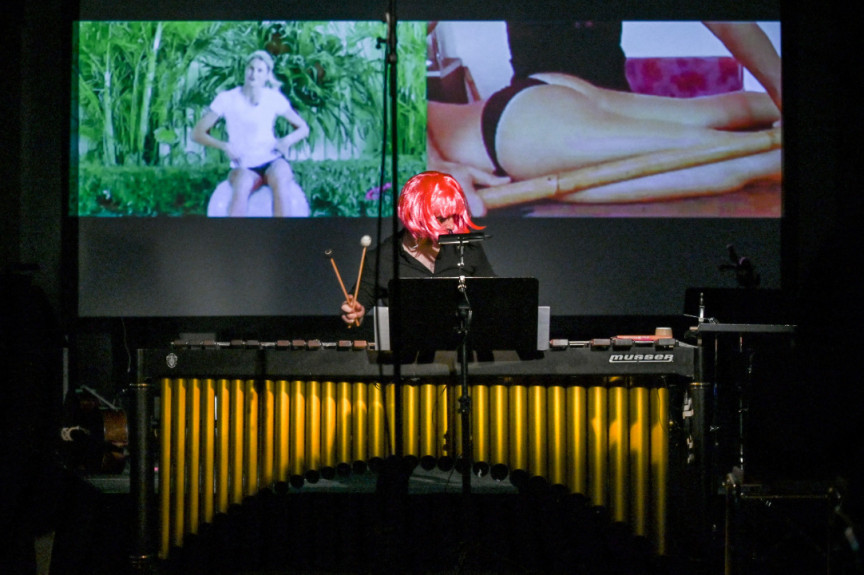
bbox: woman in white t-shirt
[193,50,310,216]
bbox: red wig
[397,171,483,241]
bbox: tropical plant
[74,20,427,216]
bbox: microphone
[719,244,760,288]
[437,232,489,245]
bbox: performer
[192,49,310,217]
[340,171,495,326]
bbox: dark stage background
[3,2,864,571]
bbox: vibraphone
[129,337,698,567]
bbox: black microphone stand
[456,275,473,495]
[379,0,403,461]
[448,235,477,495]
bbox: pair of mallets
[327,235,372,327]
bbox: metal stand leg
[724,472,741,575]
[456,277,473,496]
[128,379,156,573]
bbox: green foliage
[76,21,426,163]
[77,165,220,217]
[76,157,426,217]
[298,157,427,217]
[74,20,428,217]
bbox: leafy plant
[74,20,428,217]
[77,156,425,217]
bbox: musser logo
[609,353,674,363]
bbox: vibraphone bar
[132,338,697,564]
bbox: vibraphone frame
[128,339,700,571]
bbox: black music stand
[389,276,539,494]
[391,277,539,356]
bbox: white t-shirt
[209,86,295,169]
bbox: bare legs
[495,82,780,181]
[268,160,310,217]
[427,79,782,210]
[428,79,781,180]
[227,168,261,217]
[225,158,309,217]
[530,72,780,130]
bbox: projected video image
[427,21,782,218]
[72,20,428,218]
[72,20,780,219]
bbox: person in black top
[506,21,630,92]
[340,171,494,326]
